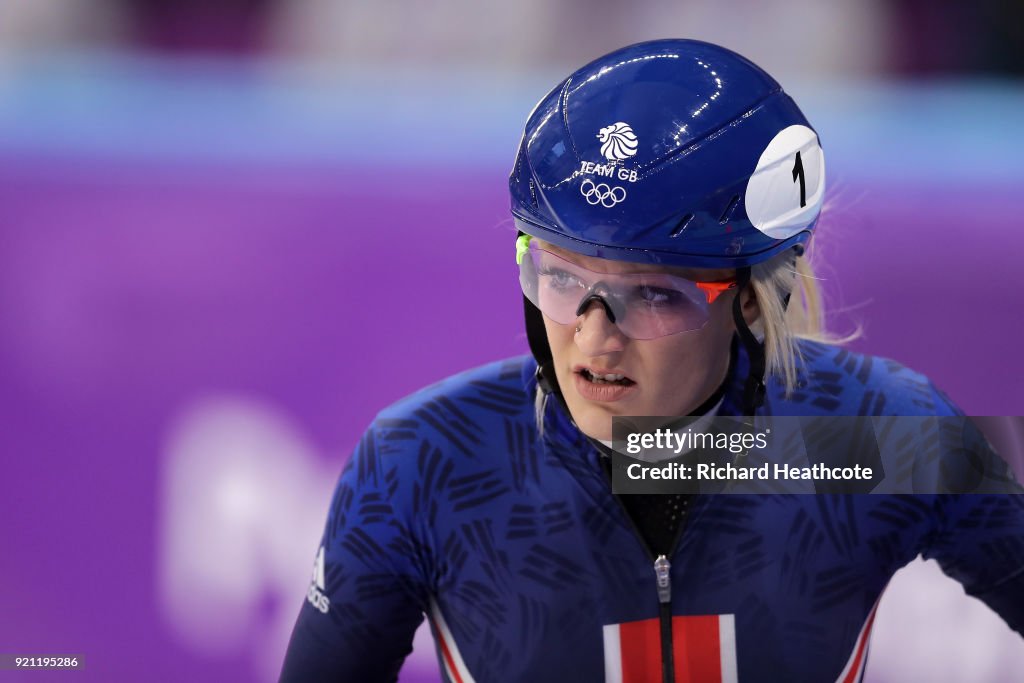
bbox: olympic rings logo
[580,179,627,208]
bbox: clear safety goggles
[517,236,736,339]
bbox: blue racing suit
[280,339,1024,682]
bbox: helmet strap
[732,266,767,415]
[524,293,561,395]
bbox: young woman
[280,40,1023,682]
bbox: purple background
[1,66,1023,681]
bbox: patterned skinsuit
[280,339,1024,682]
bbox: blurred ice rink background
[1,1,1023,681]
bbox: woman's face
[539,240,760,442]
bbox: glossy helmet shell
[509,39,825,268]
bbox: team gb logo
[597,122,638,161]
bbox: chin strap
[524,293,582,434]
[524,294,559,394]
[732,266,766,416]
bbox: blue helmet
[509,39,824,269]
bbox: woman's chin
[571,412,614,443]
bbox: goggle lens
[518,241,734,339]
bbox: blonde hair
[749,246,857,397]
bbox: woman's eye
[635,285,676,304]
[540,267,582,289]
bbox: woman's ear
[740,285,761,327]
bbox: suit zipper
[605,486,689,683]
[654,554,674,683]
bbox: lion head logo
[596,122,638,162]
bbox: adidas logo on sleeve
[306,546,330,614]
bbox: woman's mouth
[573,367,637,402]
[578,368,635,386]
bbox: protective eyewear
[516,236,736,339]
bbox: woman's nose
[574,300,626,356]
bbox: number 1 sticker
[744,125,825,240]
